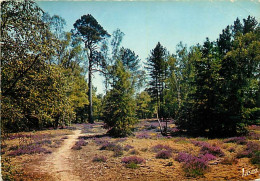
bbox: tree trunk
[88,70,94,124]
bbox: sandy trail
[40,129,94,181]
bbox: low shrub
[156,150,172,159]
[191,141,210,147]
[100,142,122,152]
[124,144,134,151]
[175,152,208,177]
[71,145,82,150]
[200,144,225,157]
[113,148,123,157]
[93,155,107,162]
[125,162,139,169]
[248,132,260,140]
[121,156,145,164]
[93,137,110,145]
[8,145,51,156]
[61,136,68,139]
[236,141,259,158]
[151,144,172,153]
[250,151,260,167]
[75,139,88,147]
[136,132,151,139]
[198,153,216,162]
[224,137,247,145]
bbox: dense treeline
[1,0,90,132]
[145,16,260,137]
[1,0,259,137]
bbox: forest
[2,0,259,137]
[1,1,260,136]
[1,1,260,180]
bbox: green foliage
[1,0,89,132]
[136,91,154,119]
[125,162,139,169]
[72,14,110,123]
[103,60,137,137]
[146,42,169,118]
[175,16,260,137]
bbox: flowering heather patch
[71,145,82,150]
[251,151,260,166]
[249,125,260,130]
[248,132,260,140]
[175,152,208,177]
[136,132,151,139]
[8,145,51,156]
[224,137,247,145]
[100,142,122,152]
[191,141,210,147]
[121,156,145,164]
[75,139,88,147]
[114,138,127,143]
[237,141,260,158]
[93,137,111,145]
[155,150,172,159]
[113,148,124,157]
[124,144,134,151]
[7,133,51,140]
[151,144,173,153]
[198,153,217,162]
[92,155,107,162]
[200,144,225,157]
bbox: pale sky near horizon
[36,0,260,94]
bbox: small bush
[113,148,123,157]
[8,145,51,156]
[121,156,145,164]
[156,150,172,159]
[152,144,172,153]
[71,145,82,150]
[200,144,225,157]
[250,151,260,167]
[125,162,139,169]
[100,142,122,152]
[224,137,247,145]
[93,137,111,145]
[93,155,107,162]
[124,144,134,151]
[191,141,210,147]
[75,139,88,147]
[236,141,260,158]
[175,152,208,177]
[198,153,216,162]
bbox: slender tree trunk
[88,69,94,124]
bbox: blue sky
[36,0,260,94]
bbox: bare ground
[39,129,97,181]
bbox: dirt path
[41,129,93,181]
